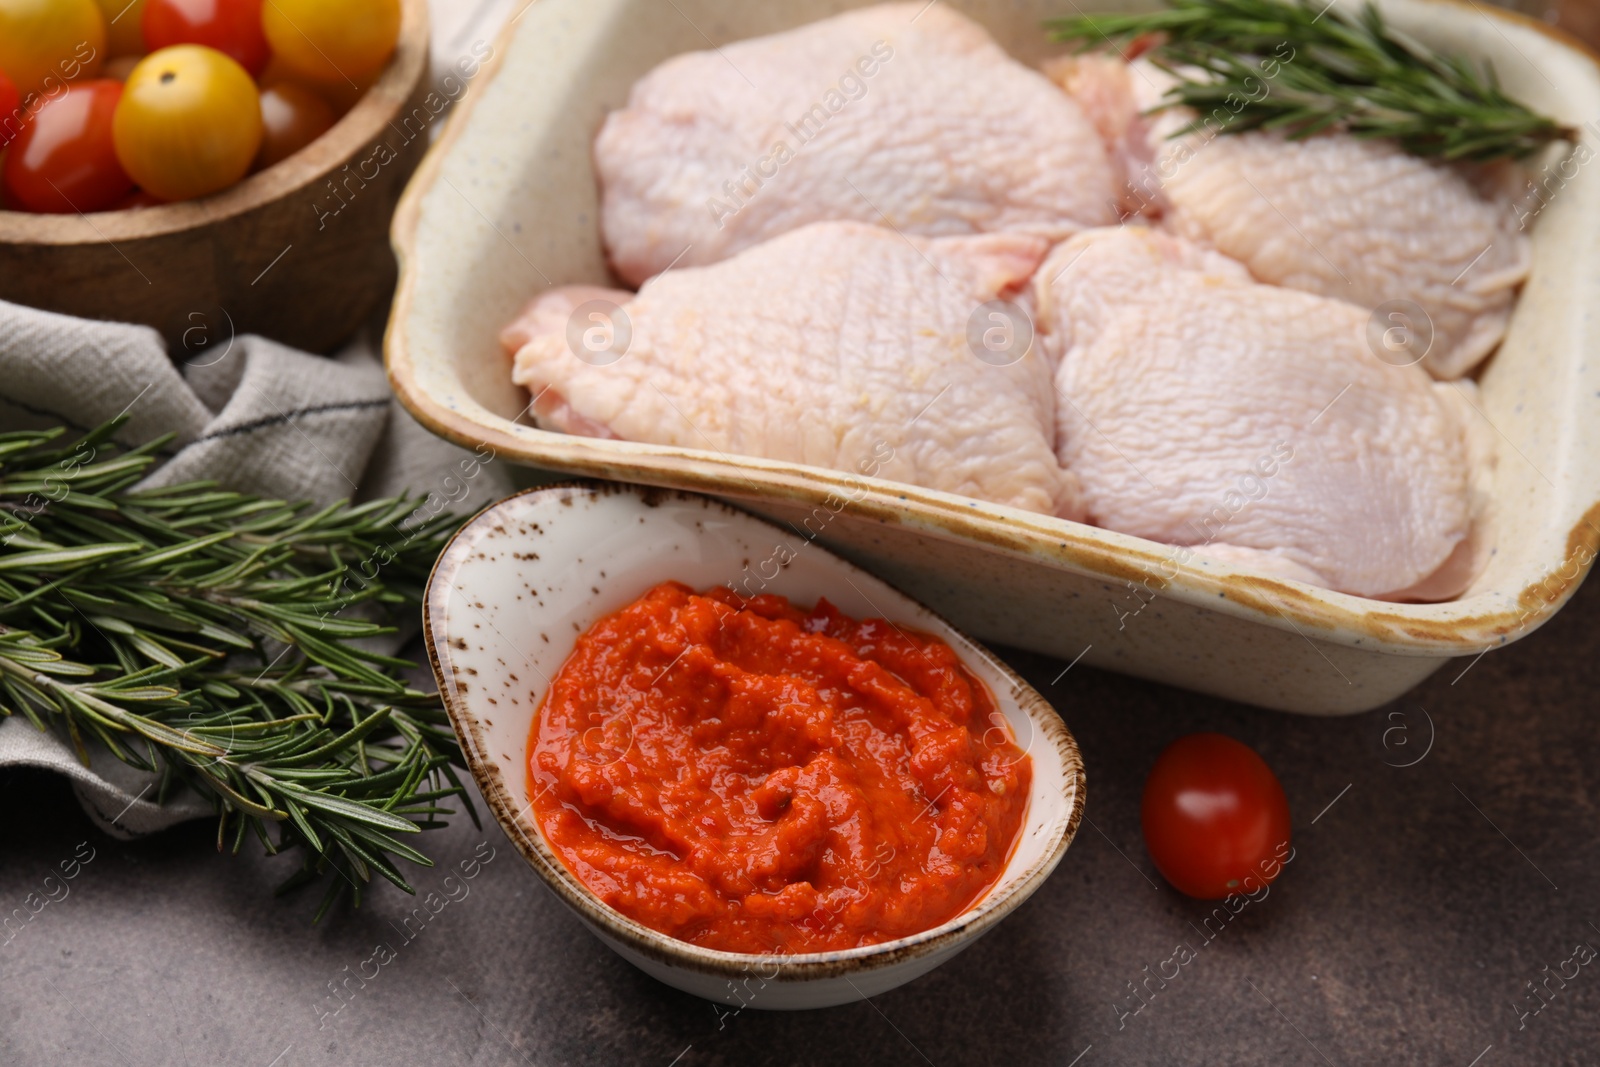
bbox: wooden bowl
[0,0,430,355]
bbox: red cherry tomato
[142,0,269,77]
[1141,733,1292,899]
[254,81,333,169]
[2,79,134,213]
[0,69,20,148]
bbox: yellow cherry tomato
[112,43,261,200]
[93,0,145,57]
[261,0,399,87]
[0,0,108,99]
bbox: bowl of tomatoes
[0,0,431,353]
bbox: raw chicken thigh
[595,3,1119,286]
[1054,57,1529,379]
[1034,226,1488,600]
[505,221,1082,518]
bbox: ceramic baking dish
[386,0,1600,714]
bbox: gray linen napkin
[0,298,514,837]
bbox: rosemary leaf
[0,417,473,919]
[1049,0,1574,160]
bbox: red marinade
[527,581,1031,954]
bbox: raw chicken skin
[505,221,1082,519]
[1035,227,1487,600]
[1043,54,1163,221]
[1055,57,1530,379]
[595,3,1119,286]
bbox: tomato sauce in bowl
[526,581,1032,955]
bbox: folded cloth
[0,298,515,837]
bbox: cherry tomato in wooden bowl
[0,69,21,147]
[1,78,132,212]
[0,0,107,99]
[261,0,398,87]
[1141,733,1292,900]
[253,81,333,169]
[111,187,163,208]
[260,57,375,117]
[102,54,142,80]
[94,0,147,57]
[143,0,268,77]
[113,43,261,201]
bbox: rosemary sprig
[1049,0,1574,160]
[0,418,476,920]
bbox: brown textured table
[3,559,1596,1067]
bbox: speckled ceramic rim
[387,0,1600,662]
[423,482,1088,981]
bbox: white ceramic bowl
[423,483,1087,1009]
[389,0,1600,714]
